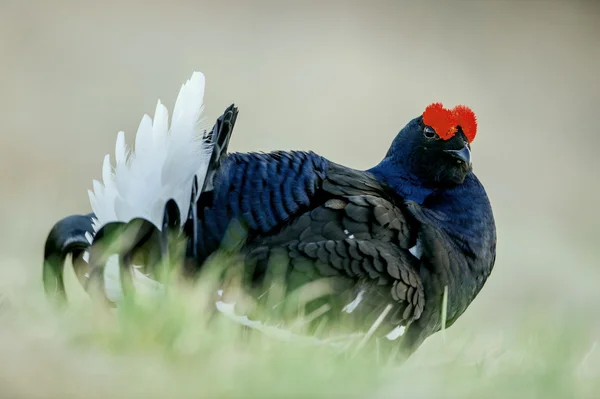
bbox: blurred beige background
[1,0,599,338]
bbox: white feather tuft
[90,71,213,232]
[87,71,215,301]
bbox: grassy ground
[0,241,598,399]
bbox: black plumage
[43,101,497,361]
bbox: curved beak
[444,145,471,166]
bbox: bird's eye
[423,126,436,139]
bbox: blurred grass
[0,250,598,399]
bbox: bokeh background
[1,0,599,397]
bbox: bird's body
[188,152,424,339]
[43,72,496,359]
[182,130,495,355]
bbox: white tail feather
[85,71,214,302]
[88,71,213,233]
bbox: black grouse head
[384,103,478,187]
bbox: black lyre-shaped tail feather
[42,213,95,305]
[85,217,160,304]
[161,199,181,262]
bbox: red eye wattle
[422,103,477,143]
